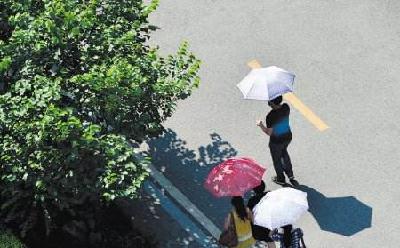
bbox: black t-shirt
[266,103,292,143]
[247,192,273,242]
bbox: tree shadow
[146,129,238,226]
[297,184,372,236]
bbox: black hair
[253,181,265,195]
[268,95,283,106]
[231,196,247,221]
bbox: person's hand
[256,120,263,127]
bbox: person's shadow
[297,184,372,236]
[146,129,238,226]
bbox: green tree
[0,0,200,244]
[0,229,25,248]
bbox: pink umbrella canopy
[204,157,266,197]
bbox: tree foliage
[0,0,200,244]
[0,230,25,248]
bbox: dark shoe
[272,176,286,185]
[289,178,299,187]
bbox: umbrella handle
[301,236,306,248]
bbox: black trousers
[269,139,294,181]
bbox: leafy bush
[0,230,25,248]
[0,0,200,246]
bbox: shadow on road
[145,129,373,237]
[146,128,238,226]
[297,184,372,236]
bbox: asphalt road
[145,0,400,247]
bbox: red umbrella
[204,157,266,197]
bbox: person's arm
[223,213,231,230]
[257,120,272,136]
[246,208,253,222]
[267,241,277,248]
[284,103,290,115]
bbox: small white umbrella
[253,187,308,229]
[237,66,295,101]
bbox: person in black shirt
[257,96,299,187]
[247,181,276,248]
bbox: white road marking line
[143,181,218,247]
[148,164,222,239]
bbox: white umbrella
[253,187,308,229]
[237,66,295,101]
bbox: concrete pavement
[144,0,400,247]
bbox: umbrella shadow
[297,184,372,236]
[146,129,238,226]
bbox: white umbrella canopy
[237,66,295,101]
[253,187,308,229]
